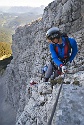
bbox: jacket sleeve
[49,44,63,67]
[69,38,78,62]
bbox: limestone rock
[1,0,84,125]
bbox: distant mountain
[0,6,45,30]
[0,6,45,15]
[0,6,44,45]
[0,7,10,13]
[0,12,42,30]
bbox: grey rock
[0,0,84,125]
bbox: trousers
[45,61,60,80]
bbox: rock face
[1,0,84,125]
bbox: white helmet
[46,27,61,40]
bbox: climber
[44,27,78,82]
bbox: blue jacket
[49,37,78,67]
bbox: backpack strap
[64,40,69,58]
[64,37,71,53]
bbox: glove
[61,66,67,74]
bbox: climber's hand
[61,66,67,74]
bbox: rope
[47,75,65,125]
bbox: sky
[0,0,54,7]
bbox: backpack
[54,32,71,64]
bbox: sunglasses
[48,33,60,40]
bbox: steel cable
[47,75,65,125]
